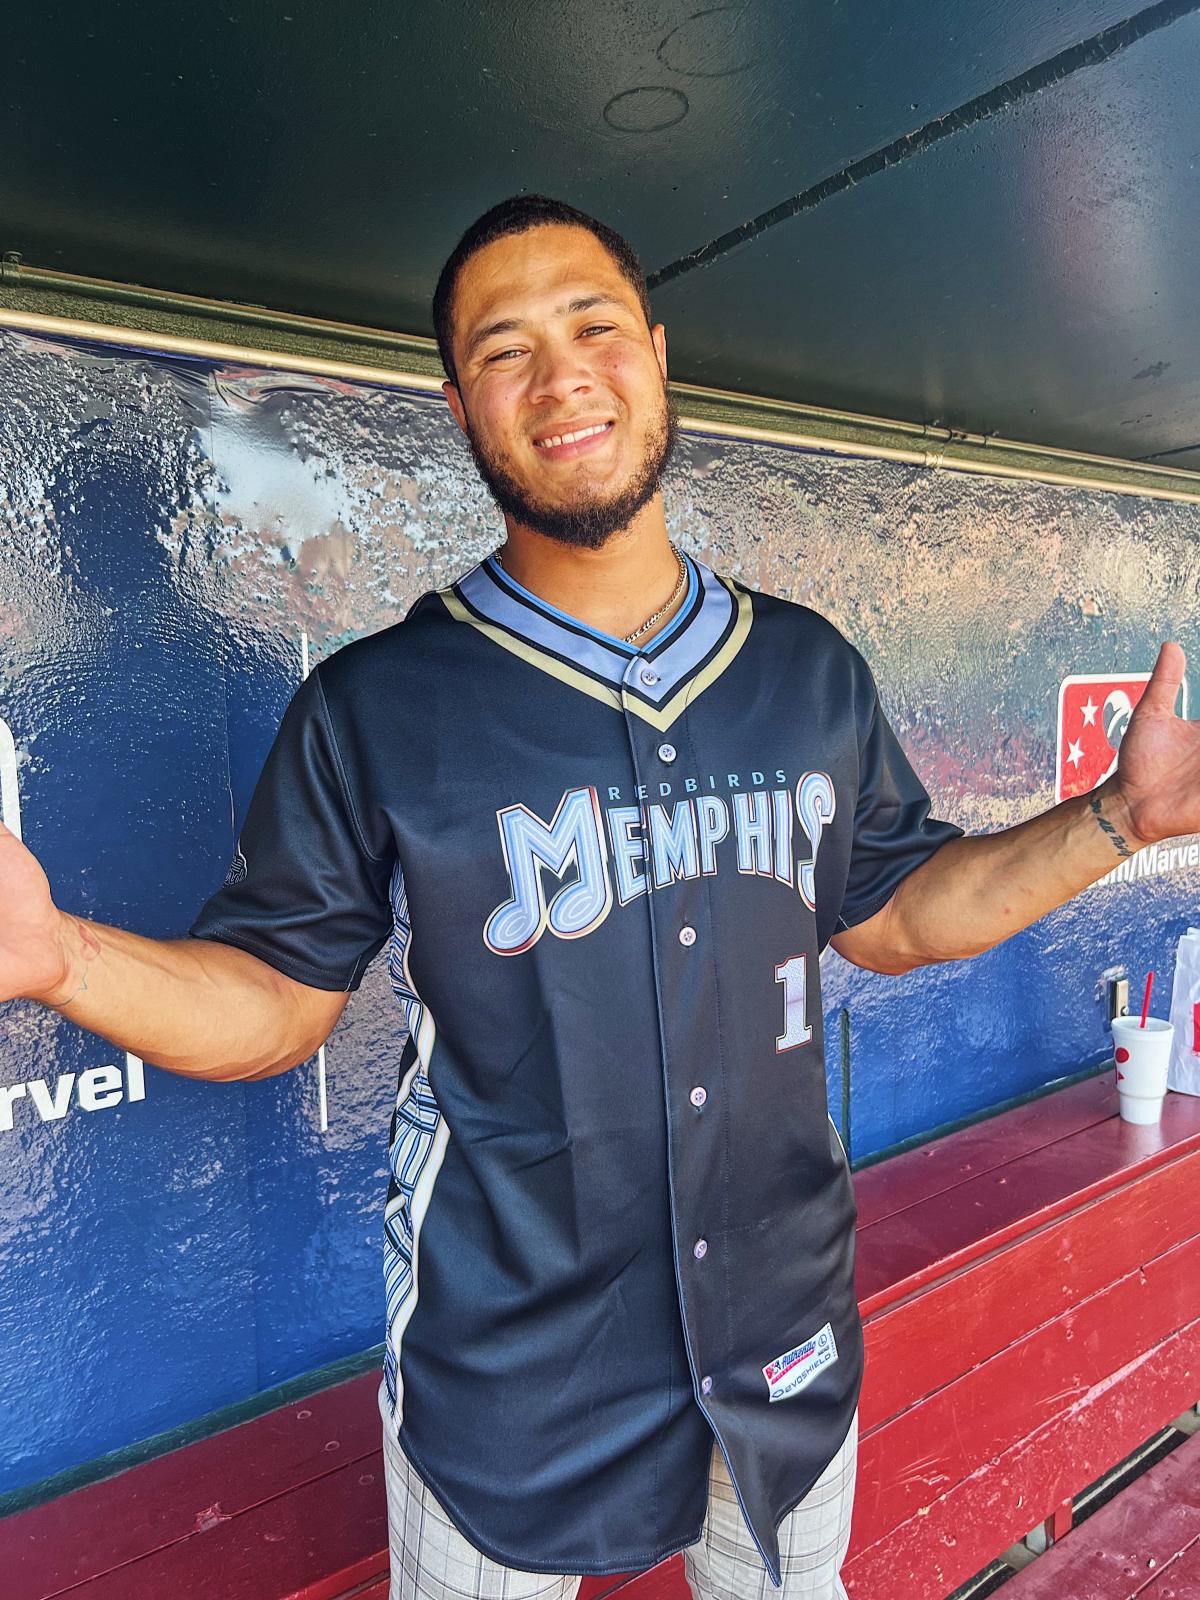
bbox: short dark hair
[432,194,652,386]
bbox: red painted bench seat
[0,1371,390,1600]
[844,1077,1200,1599]
[3,1074,1198,1600]
[1002,1426,1200,1598]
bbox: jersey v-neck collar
[437,548,753,731]
[482,548,700,658]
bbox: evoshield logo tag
[762,1322,838,1402]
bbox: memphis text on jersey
[485,768,834,956]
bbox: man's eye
[580,324,614,337]
[487,348,525,363]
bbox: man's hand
[0,820,81,1005]
[1104,640,1195,849]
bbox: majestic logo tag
[762,1322,838,1403]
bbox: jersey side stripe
[382,862,451,1427]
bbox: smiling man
[3,194,1198,1600]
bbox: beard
[462,386,680,551]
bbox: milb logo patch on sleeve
[762,1322,838,1402]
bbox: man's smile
[530,419,616,460]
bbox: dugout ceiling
[4,0,1200,469]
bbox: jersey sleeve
[188,665,394,991]
[834,649,964,935]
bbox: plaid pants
[379,1380,857,1600]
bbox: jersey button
[679,925,697,946]
[693,1238,708,1260]
[639,666,659,686]
[689,1086,707,1108]
[657,742,677,763]
[700,1375,713,1396]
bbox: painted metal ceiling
[4,0,1199,467]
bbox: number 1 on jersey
[775,954,812,1052]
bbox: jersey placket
[618,650,772,1570]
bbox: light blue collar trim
[481,549,699,657]
[451,550,738,700]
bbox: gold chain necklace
[495,543,687,644]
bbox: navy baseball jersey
[189,549,963,1584]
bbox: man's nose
[527,341,595,404]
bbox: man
[1,194,1196,1600]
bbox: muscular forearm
[888,776,1147,970]
[41,913,324,1081]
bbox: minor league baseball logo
[1055,671,1189,803]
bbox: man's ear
[442,378,468,436]
[651,323,668,385]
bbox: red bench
[0,1370,391,1600]
[1002,1425,1200,1597]
[844,1074,1200,1598]
[3,1074,1198,1600]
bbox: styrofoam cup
[1111,1015,1173,1124]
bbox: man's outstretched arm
[0,821,347,1081]
[830,641,1192,977]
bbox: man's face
[443,225,678,550]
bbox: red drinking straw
[1140,970,1154,1029]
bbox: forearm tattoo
[57,918,101,1008]
[57,971,89,1006]
[1089,794,1135,859]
